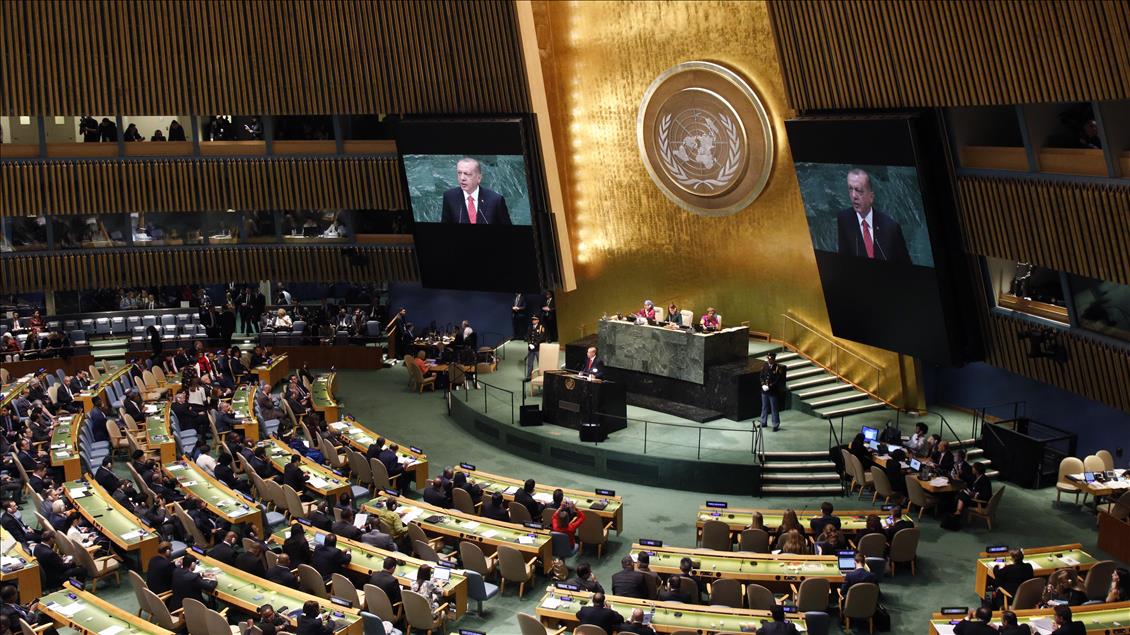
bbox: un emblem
[638,61,774,216]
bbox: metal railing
[972,400,1027,440]
[452,378,515,426]
[779,313,883,396]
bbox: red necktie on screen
[861,219,875,258]
[467,195,478,224]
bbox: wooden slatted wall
[967,256,1130,413]
[956,176,1130,285]
[767,0,1130,110]
[1,0,530,115]
[0,245,418,293]
[0,157,406,216]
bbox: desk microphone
[873,232,888,261]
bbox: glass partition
[1070,275,1130,343]
[1,216,49,252]
[130,212,206,246]
[49,214,129,249]
[243,211,279,243]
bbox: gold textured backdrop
[530,0,920,407]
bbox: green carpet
[23,353,1121,635]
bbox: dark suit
[809,514,841,534]
[514,489,545,518]
[146,555,176,594]
[1050,622,1087,635]
[284,462,309,493]
[307,509,334,532]
[1,511,38,544]
[208,541,239,566]
[620,623,657,635]
[311,544,350,580]
[378,449,404,478]
[368,570,402,605]
[998,627,1032,635]
[283,534,312,566]
[576,605,624,633]
[611,569,649,599]
[481,501,509,522]
[94,465,121,493]
[836,208,911,264]
[169,566,217,610]
[843,566,877,591]
[993,561,1034,598]
[885,519,914,543]
[954,621,998,635]
[441,186,511,225]
[33,543,83,588]
[296,614,335,635]
[422,485,450,509]
[331,520,363,541]
[578,356,604,379]
[234,550,266,578]
[757,621,801,635]
[266,564,298,587]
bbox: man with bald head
[836,168,910,264]
[619,608,657,635]
[441,157,512,225]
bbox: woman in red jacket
[551,500,586,551]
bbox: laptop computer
[909,459,922,471]
[862,426,879,442]
[866,440,879,451]
[1084,472,1096,483]
[433,567,451,582]
[837,551,857,571]
[314,533,326,547]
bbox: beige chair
[1083,454,1106,473]
[847,453,873,498]
[142,587,185,630]
[182,598,211,635]
[408,362,436,393]
[322,437,348,471]
[105,420,131,454]
[574,626,608,635]
[508,501,533,524]
[283,484,317,518]
[452,488,477,515]
[888,527,920,576]
[680,310,694,325]
[1003,576,1046,610]
[205,606,240,634]
[332,572,365,610]
[407,522,445,553]
[402,589,447,634]
[838,582,880,632]
[700,519,732,551]
[1055,457,1085,505]
[517,612,567,635]
[152,366,169,386]
[296,563,329,598]
[854,532,887,559]
[497,544,536,598]
[46,384,60,405]
[577,512,609,557]
[870,466,893,504]
[128,570,160,618]
[708,578,744,608]
[349,450,374,493]
[1096,450,1115,471]
[364,583,403,624]
[414,539,454,564]
[968,486,1005,530]
[263,480,291,516]
[905,474,938,519]
[789,577,830,612]
[529,342,562,396]
[460,540,497,580]
[745,583,775,610]
[371,457,400,491]
[73,538,122,590]
[1083,560,1117,600]
[738,528,769,553]
[173,503,211,547]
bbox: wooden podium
[541,370,627,441]
[1098,510,1130,564]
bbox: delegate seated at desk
[700,307,721,331]
[578,346,604,379]
[637,300,656,321]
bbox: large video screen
[796,162,933,268]
[396,119,541,293]
[786,115,971,363]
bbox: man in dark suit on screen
[440,157,512,225]
[836,168,911,264]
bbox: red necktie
[861,219,875,258]
[467,195,478,224]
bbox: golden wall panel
[957,176,1130,285]
[532,1,918,407]
[0,245,418,294]
[767,0,1130,110]
[1,0,530,115]
[0,157,406,216]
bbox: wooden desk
[254,354,291,388]
[696,506,913,537]
[40,582,175,634]
[536,587,806,633]
[363,495,554,573]
[269,522,469,618]
[144,400,177,464]
[164,457,265,536]
[1069,469,1130,499]
[230,385,261,441]
[191,551,362,634]
[973,543,1097,597]
[48,414,82,481]
[460,464,624,533]
[918,476,964,494]
[263,437,350,501]
[311,372,339,423]
[1099,511,1130,565]
[330,418,429,489]
[632,543,843,588]
[64,477,160,570]
[928,601,1130,635]
[0,535,40,604]
[77,364,132,412]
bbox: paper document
[461,521,479,530]
[1058,555,1080,566]
[517,536,536,545]
[932,625,956,635]
[307,477,329,489]
[99,626,124,635]
[329,422,348,431]
[929,477,950,487]
[354,513,368,529]
[532,493,553,503]
[121,530,146,541]
[56,602,86,617]
[480,529,497,539]
[1028,617,1055,634]
[0,557,21,567]
[542,598,560,610]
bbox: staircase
[760,450,843,496]
[757,350,887,419]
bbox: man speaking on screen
[836,168,911,264]
[441,157,512,225]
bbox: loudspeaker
[579,422,606,443]
[519,405,542,427]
